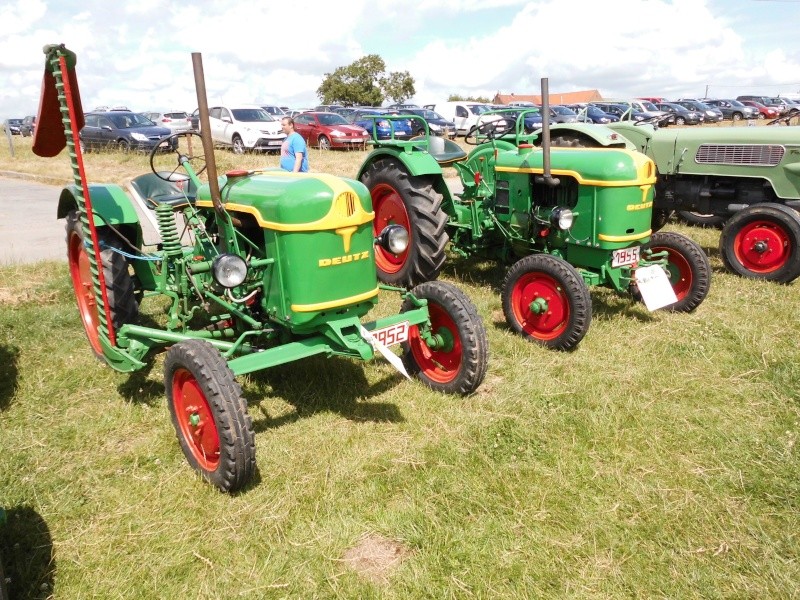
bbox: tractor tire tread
[164,339,256,493]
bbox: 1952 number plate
[369,321,410,347]
[611,246,640,268]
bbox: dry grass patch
[342,533,412,584]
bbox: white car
[208,105,286,153]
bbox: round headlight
[550,207,574,230]
[375,224,409,254]
[212,254,247,288]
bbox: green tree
[382,71,415,104]
[447,93,491,103]
[317,55,416,106]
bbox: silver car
[144,111,192,133]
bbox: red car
[740,100,779,119]
[293,111,369,150]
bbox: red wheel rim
[510,272,569,341]
[171,368,221,470]
[67,230,103,355]
[371,183,410,274]
[408,302,462,383]
[733,219,791,273]
[649,245,692,299]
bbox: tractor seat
[411,136,467,166]
[127,172,197,209]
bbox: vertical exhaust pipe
[191,53,224,215]
[537,77,560,187]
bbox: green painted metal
[605,121,800,205]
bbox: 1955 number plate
[611,246,640,268]
[369,321,410,347]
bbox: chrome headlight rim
[212,253,248,288]
[550,207,574,230]
[375,224,409,255]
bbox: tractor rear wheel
[66,211,139,359]
[719,203,800,283]
[361,158,448,287]
[677,210,726,228]
[164,339,256,492]
[639,232,711,312]
[400,281,488,395]
[501,254,592,351]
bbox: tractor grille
[336,191,358,217]
[695,144,784,166]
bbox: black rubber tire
[232,134,245,154]
[66,211,139,359]
[719,203,800,283]
[501,254,592,351]
[117,139,130,152]
[675,117,685,125]
[361,158,448,287]
[164,339,256,492]
[318,135,331,150]
[400,281,488,395]
[677,210,726,229]
[651,209,673,233]
[732,112,743,121]
[640,232,711,312]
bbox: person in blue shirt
[279,117,309,172]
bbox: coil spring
[156,204,182,257]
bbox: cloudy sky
[1,0,799,118]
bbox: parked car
[673,100,724,123]
[398,108,456,138]
[315,104,344,113]
[144,110,192,133]
[737,95,786,114]
[543,104,580,124]
[260,105,286,117]
[654,102,703,125]
[423,101,505,137]
[188,108,200,130]
[386,103,420,110]
[19,115,36,136]
[703,99,759,121]
[207,105,285,153]
[590,102,647,122]
[2,118,23,135]
[568,104,619,124]
[768,97,800,114]
[349,108,412,139]
[491,107,546,132]
[292,111,369,150]
[80,109,175,152]
[739,101,780,119]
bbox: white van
[423,101,501,137]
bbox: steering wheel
[464,117,516,145]
[149,131,207,182]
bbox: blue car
[349,109,412,139]
[80,108,176,152]
[568,104,620,124]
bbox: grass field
[0,134,799,598]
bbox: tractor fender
[356,146,444,181]
[56,183,142,225]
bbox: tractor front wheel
[401,281,488,395]
[639,232,711,312]
[66,211,139,359]
[719,203,800,283]
[501,254,592,351]
[361,158,448,287]
[164,340,256,492]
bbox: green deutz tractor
[356,102,710,351]
[33,45,488,492]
